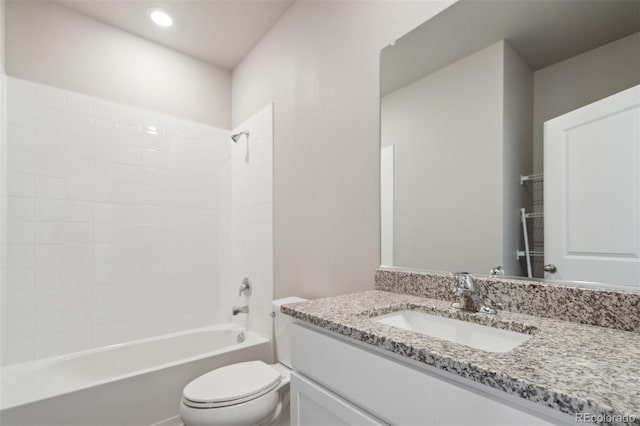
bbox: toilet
[179,297,306,426]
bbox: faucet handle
[239,277,252,297]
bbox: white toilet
[179,297,306,426]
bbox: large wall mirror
[380,0,640,288]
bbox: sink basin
[373,310,531,353]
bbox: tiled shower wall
[222,105,274,340]
[1,77,232,364]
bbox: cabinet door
[290,372,386,426]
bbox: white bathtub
[0,324,271,426]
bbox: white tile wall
[1,78,237,365]
[220,104,274,340]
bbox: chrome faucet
[239,277,252,297]
[451,272,496,314]
[232,305,249,316]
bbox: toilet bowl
[179,297,306,426]
[179,361,290,426]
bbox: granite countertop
[282,290,640,426]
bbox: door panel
[290,372,385,426]
[545,85,640,287]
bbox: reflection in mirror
[380,0,640,288]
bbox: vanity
[288,323,554,426]
[282,270,640,426]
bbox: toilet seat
[182,361,282,409]
[183,381,280,409]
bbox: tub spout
[232,305,249,316]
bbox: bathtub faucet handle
[239,277,252,297]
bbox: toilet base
[180,382,289,426]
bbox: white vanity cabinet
[290,323,574,426]
[290,373,385,425]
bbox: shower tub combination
[0,324,270,426]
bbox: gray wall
[533,32,640,173]
[0,0,4,74]
[380,41,531,276]
[381,42,504,273]
[502,42,533,277]
[231,0,455,299]
[5,0,231,128]
[1,0,6,326]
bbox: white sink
[373,310,531,353]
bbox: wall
[0,0,4,72]
[0,0,7,368]
[220,104,274,340]
[232,0,456,299]
[2,78,230,365]
[532,32,640,173]
[502,43,533,276]
[381,42,504,273]
[5,0,231,129]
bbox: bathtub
[0,324,271,426]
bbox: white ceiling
[56,0,294,69]
[381,0,640,96]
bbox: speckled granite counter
[375,268,640,332]
[282,290,640,426]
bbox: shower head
[231,130,250,143]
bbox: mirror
[380,0,640,288]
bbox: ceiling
[56,0,294,69]
[381,0,640,96]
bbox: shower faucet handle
[239,277,252,297]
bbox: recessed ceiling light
[149,8,173,27]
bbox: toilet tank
[272,297,307,368]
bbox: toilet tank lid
[272,297,307,308]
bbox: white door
[544,85,640,288]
